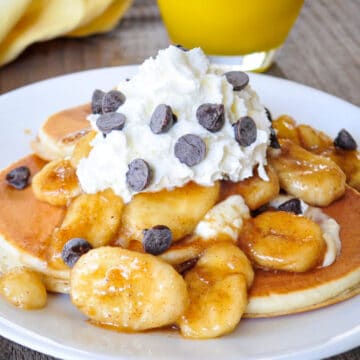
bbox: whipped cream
[195,195,250,242]
[77,46,270,202]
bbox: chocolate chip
[270,127,281,149]
[251,204,271,217]
[175,44,188,51]
[61,238,92,268]
[96,112,126,135]
[6,166,31,190]
[196,103,225,132]
[150,104,175,134]
[174,257,199,275]
[102,90,126,113]
[143,225,173,255]
[224,71,249,91]
[265,107,272,122]
[334,129,357,151]
[91,89,105,114]
[233,116,257,147]
[174,134,206,167]
[126,158,152,191]
[278,198,302,215]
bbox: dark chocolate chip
[143,225,173,255]
[175,44,188,51]
[196,103,225,132]
[224,71,249,91]
[251,204,271,217]
[61,238,92,268]
[96,112,126,135]
[270,127,281,149]
[102,90,126,113]
[91,89,105,114]
[265,107,272,122]
[174,134,206,167]
[150,104,175,134]
[6,166,31,190]
[174,257,199,275]
[334,129,357,151]
[233,116,257,147]
[278,198,302,215]
[126,158,152,191]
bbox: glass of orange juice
[157,0,304,72]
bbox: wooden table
[0,0,359,359]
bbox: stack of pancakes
[0,104,359,317]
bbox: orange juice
[157,0,304,56]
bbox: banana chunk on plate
[178,242,254,339]
[269,139,345,206]
[119,181,220,244]
[70,247,188,331]
[49,189,124,269]
[32,159,81,206]
[239,211,326,272]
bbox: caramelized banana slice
[0,268,47,310]
[49,189,124,269]
[220,166,280,210]
[239,211,326,272]
[32,159,81,206]
[70,130,97,168]
[274,116,360,191]
[119,182,220,244]
[71,247,189,331]
[272,115,300,144]
[178,243,253,339]
[269,139,346,206]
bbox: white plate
[0,67,359,360]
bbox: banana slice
[49,189,124,269]
[32,159,81,206]
[239,211,326,272]
[273,116,360,192]
[70,130,97,167]
[119,181,220,244]
[0,267,47,310]
[70,247,189,331]
[220,166,280,210]
[269,139,346,206]
[178,243,253,339]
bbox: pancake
[31,104,90,161]
[0,154,359,315]
[0,155,70,293]
[245,186,360,317]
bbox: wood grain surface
[0,0,359,359]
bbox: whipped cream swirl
[77,46,271,202]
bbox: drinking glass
[157,0,304,72]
